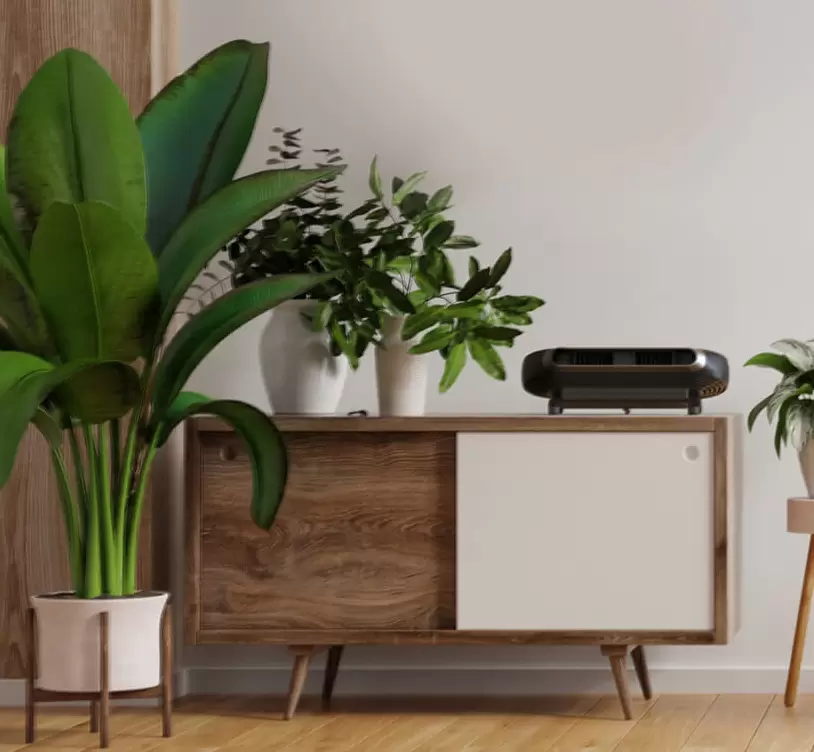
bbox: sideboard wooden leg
[601,645,633,720]
[89,701,99,733]
[285,646,315,720]
[322,646,344,710]
[786,535,814,707]
[631,646,652,699]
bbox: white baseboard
[0,666,803,706]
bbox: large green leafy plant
[0,42,340,598]
[746,339,814,454]
[222,138,544,391]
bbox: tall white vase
[376,315,428,416]
[259,300,348,414]
[800,441,814,497]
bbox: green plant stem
[115,414,140,561]
[97,426,120,595]
[67,423,88,525]
[123,431,160,594]
[49,448,84,596]
[109,418,121,494]
[82,425,102,598]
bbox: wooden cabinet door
[456,431,715,632]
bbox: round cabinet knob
[219,445,237,462]
[683,445,700,462]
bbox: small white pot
[375,315,428,416]
[801,441,814,497]
[259,300,349,414]
[31,591,168,692]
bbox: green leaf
[7,49,145,235]
[154,392,287,529]
[0,146,28,266]
[439,342,466,392]
[311,301,333,332]
[468,256,480,277]
[30,202,158,362]
[0,354,137,486]
[368,156,384,200]
[401,307,444,340]
[468,339,506,381]
[400,192,428,218]
[155,167,341,344]
[409,327,455,354]
[330,320,358,369]
[55,362,141,423]
[393,172,427,204]
[139,41,269,253]
[499,311,533,326]
[391,176,404,196]
[775,396,795,456]
[747,394,772,432]
[744,352,797,376]
[428,185,453,211]
[151,273,333,413]
[445,235,479,249]
[424,220,455,249]
[457,268,491,301]
[771,339,814,372]
[443,301,484,320]
[488,248,512,286]
[474,325,522,342]
[32,407,62,447]
[491,295,545,313]
[366,270,415,314]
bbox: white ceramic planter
[375,315,428,416]
[259,300,348,414]
[31,591,168,692]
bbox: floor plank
[744,695,814,752]
[682,695,773,752]
[613,695,716,752]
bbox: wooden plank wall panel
[0,0,154,677]
[199,432,456,631]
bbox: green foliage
[219,140,545,392]
[0,42,334,598]
[745,339,814,455]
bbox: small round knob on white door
[683,445,701,462]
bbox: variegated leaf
[772,339,814,372]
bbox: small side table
[785,497,814,707]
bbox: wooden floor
[7,693,814,751]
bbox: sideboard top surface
[192,414,736,434]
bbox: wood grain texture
[713,418,729,642]
[0,0,156,678]
[194,414,728,434]
[194,431,455,634]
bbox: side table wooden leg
[631,646,652,699]
[99,612,110,749]
[161,606,173,737]
[786,535,814,707]
[285,647,315,720]
[601,646,633,720]
[89,701,99,733]
[25,608,36,744]
[322,646,344,710]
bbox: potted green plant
[0,42,338,694]
[224,144,544,416]
[746,339,814,493]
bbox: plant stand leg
[161,606,173,737]
[99,612,110,749]
[25,608,35,744]
[601,645,633,720]
[285,646,315,720]
[89,701,99,733]
[631,646,652,699]
[786,535,814,707]
[322,646,344,710]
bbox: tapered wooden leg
[601,646,633,720]
[25,608,36,744]
[99,612,110,749]
[631,646,652,699]
[89,701,99,733]
[161,606,173,737]
[285,647,315,720]
[786,535,814,707]
[322,646,344,710]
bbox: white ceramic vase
[259,300,349,415]
[801,441,814,497]
[31,591,168,692]
[375,315,428,416]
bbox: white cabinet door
[456,432,714,631]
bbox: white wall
[179,0,814,693]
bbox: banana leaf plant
[0,41,341,598]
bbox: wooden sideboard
[185,414,739,719]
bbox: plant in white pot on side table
[0,43,338,746]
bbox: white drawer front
[456,431,714,631]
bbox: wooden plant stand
[284,644,652,720]
[785,497,814,707]
[25,606,173,748]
